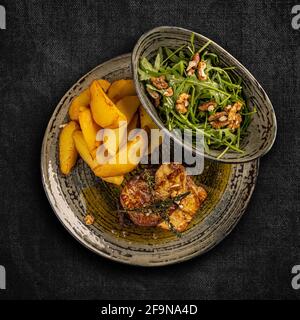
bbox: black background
[0,0,299,300]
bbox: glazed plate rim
[41,53,259,267]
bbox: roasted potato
[73,131,124,186]
[116,95,140,124]
[78,108,100,152]
[62,78,145,184]
[139,105,158,131]
[90,80,126,128]
[93,132,148,178]
[97,79,111,93]
[99,111,140,157]
[59,121,79,175]
[102,175,124,185]
[107,79,136,103]
[72,130,98,170]
[139,106,161,154]
[69,89,90,121]
[68,79,111,121]
[100,124,127,157]
[128,112,139,132]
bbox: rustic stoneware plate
[41,54,259,266]
[132,26,277,163]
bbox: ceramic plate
[41,54,259,266]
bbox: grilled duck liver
[120,173,161,227]
[120,164,207,232]
[155,164,207,232]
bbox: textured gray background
[0,0,299,299]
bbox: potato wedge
[116,96,140,124]
[102,175,124,185]
[93,131,148,178]
[68,80,111,121]
[99,123,127,157]
[107,79,136,103]
[69,89,90,121]
[90,80,126,128]
[59,121,79,175]
[128,112,139,132]
[78,108,100,152]
[93,163,137,178]
[99,111,139,157]
[139,106,162,154]
[97,79,111,93]
[73,130,98,170]
[90,147,98,159]
[139,105,158,131]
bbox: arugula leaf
[138,68,151,81]
[140,57,157,73]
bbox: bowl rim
[132,25,277,163]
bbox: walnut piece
[197,61,207,81]
[186,53,200,76]
[176,93,190,114]
[151,75,169,89]
[219,115,228,122]
[209,101,243,131]
[84,214,95,225]
[147,87,161,107]
[154,98,160,107]
[199,101,217,112]
[208,111,227,122]
[147,87,159,100]
[226,102,243,130]
[147,87,159,99]
[210,120,230,129]
[163,87,174,97]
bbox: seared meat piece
[155,163,187,199]
[155,164,207,232]
[120,163,207,232]
[186,176,207,203]
[159,207,194,232]
[120,173,161,227]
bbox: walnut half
[186,53,200,76]
[199,101,217,112]
[208,102,243,131]
[84,214,95,225]
[176,93,190,114]
[151,75,169,90]
[197,61,207,81]
[147,87,161,107]
[226,102,243,130]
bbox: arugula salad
[138,34,256,158]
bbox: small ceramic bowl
[132,26,277,163]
